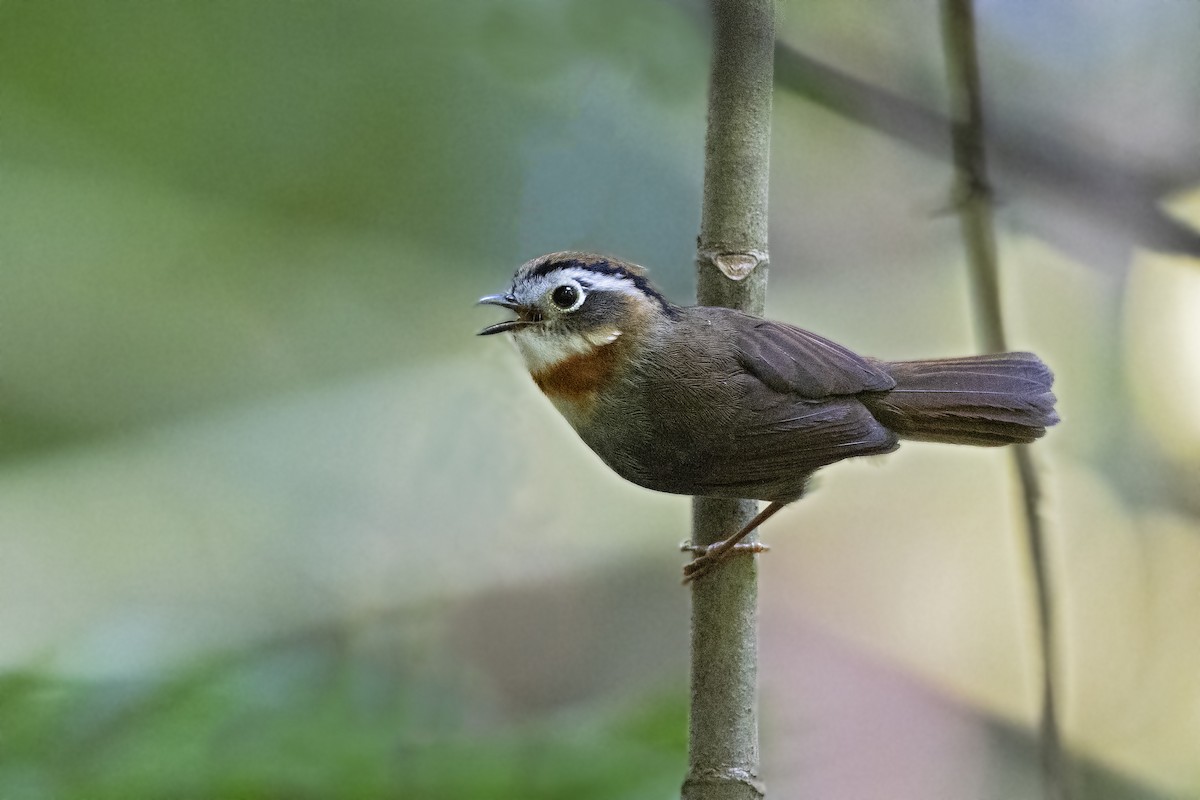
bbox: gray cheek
[571,294,623,329]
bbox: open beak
[477,293,526,336]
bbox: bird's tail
[861,352,1059,446]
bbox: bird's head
[478,252,675,375]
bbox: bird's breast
[530,343,623,412]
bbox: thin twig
[772,42,1200,259]
[684,0,774,798]
[938,2,1070,799]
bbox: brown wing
[713,308,895,398]
[640,309,899,502]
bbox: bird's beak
[477,293,525,336]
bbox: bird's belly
[570,380,787,501]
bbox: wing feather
[703,309,895,398]
[642,308,901,502]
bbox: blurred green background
[2,1,1199,797]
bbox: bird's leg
[682,501,785,584]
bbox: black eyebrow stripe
[528,257,675,314]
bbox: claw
[681,541,770,584]
[679,541,770,556]
[679,501,786,584]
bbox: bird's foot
[678,501,785,584]
[679,540,769,584]
[678,540,770,556]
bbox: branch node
[682,767,766,797]
[698,248,769,281]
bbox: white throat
[512,327,622,373]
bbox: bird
[478,252,1059,582]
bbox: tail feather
[862,352,1059,446]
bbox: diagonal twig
[774,41,1200,259]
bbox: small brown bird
[479,252,1058,582]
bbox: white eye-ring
[549,281,586,311]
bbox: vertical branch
[684,1,774,799]
[938,2,1069,799]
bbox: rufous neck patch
[530,338,625,406]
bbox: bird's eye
[551,284,580,310]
